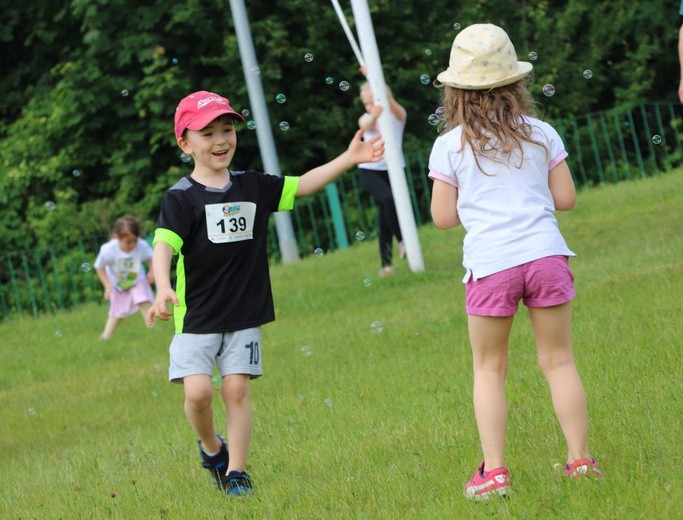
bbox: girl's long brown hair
[439,79,546,173]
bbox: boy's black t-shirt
[154,170,294,334]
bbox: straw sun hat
[435,23,532,90]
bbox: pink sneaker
[565,458,601,479]
[464,461,511,500]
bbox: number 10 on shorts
[245,341,260,365]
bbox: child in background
[357,66,407,276]
[428,24,600,500]
[94,215,154,340]
[146,91,384,496]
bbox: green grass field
[1,171,682,519]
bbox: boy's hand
[348,129,384,164]
[146,287,179,326]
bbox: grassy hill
[1,171,681,519]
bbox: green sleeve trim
[153,228,183,255]
[278,176,299,211]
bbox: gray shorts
[169,327,262,384]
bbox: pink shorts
[465,256,575,317]
[109,280,154,318]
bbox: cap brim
[186,109,246,131]
[435,62,533,90]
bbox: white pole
[349,0,425,273]
[330,0,366,68]
[229,0,300,263]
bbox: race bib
[205,202,256,243]
[114,256,141,290]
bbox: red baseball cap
[174,91,245,140]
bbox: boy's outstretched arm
[146,241,179,326]
[296,129,384,196]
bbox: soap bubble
[250,65,260,74]
[275,93,286,104]
[314,247,324,257]
[428,114,440,126]
[355,231,365,241]
[300,345,312,357]
[55,329,62,337]
[180,152,192,163]
[279,121,290,131]
[370,321,383,334]
[45,201,56,211]
[246,120,256,130]
[542,84,555,97]
[171,57,179,65]
[304,52,314,62]
[453,22,461,30]
[339,81,350,92]
[652,134,662,145]
[420,74,430,85]
[72,169,81,177]
[28,408,37,416]
[211,374,222,387]
[241,108,250,118]
[362,278,372,288]
[121,89,129,97]
[582,69,593,80]
[424,48,432,56]
[151,390,159,398]
[325,76,334,85]
[528,51,538,61]
[80,263,92,273]
[324,398,333,407]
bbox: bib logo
[222,203,240,216]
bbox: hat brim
[185,108,246,132]
[434,62,533,90]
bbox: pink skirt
[109,280,154,318]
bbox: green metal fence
[2,101,682,320]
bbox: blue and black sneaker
[198,434,229,490]
[222,470,253,496]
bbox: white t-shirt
[428,116,575,282]
[94,238,153,290]
[359,114,406,170]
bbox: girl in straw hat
[428,23,600,500]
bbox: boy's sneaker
[464,461,511,500]
[221,470,253,496]
[198,434,229,490]
[565,458,601,479]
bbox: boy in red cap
[146,91,384,496]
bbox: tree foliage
[0,0,678,254]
